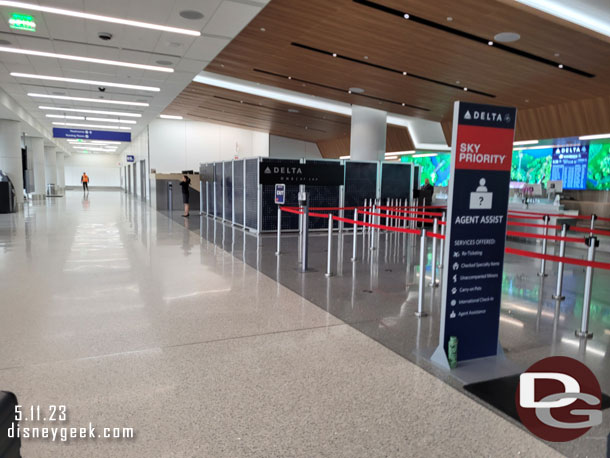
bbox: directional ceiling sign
[53,128,131,142]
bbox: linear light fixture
[10,72,160,92]
[513,140,539,146]
[39,106,142,118]
[46,114,85,120]
[0,47,173,73]
[515,0,610,39]
[73,147,118,152]
[53,121,126,129]
[339,155,350,159]
[159,114,183,120]
[86,117,136,124]
[68,140,121,144]
[73,145,117,150]
[579,133,610,141]
[29,93,149,106]
[412,153,438,158]
[0,1,201,36]
[387,150,415,156]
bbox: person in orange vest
[81,172,89,192]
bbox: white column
[350,105,387,161]
[56,151,65,193]
[0,119,24,205]
[44,145,57,190]
[25,136,45,197]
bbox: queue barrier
[276,203,608,335]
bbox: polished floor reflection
[168,205,610,458]
[0,191,590,457]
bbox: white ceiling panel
[203,1,261,38]
[184,35,230,61]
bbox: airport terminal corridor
[0,191,563,457]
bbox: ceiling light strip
[352,0,594,78]
[11,72,160,92]
[579,133,610,140]
[86,117,136,124]
[53,121,131,130]
[0,47,173,73]
[291,43,495,98]
[253,68,430,110]
[39,106,142,117]
[30,93,148,106]
[0,1,201,36]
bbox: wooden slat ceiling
[205,0,610,122]
[164,0,610,146]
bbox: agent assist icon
[469,178,493,210]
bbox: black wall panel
[344,161,377,208]
[223,162,233,222]
[305,159,341,229]
[245,159,258,230]
[380,163,411,200]
[233,160,244,226]
[261,158,300,231]
[214,163,222,218]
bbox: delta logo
[463,110,511,124]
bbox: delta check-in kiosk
[432,101,517,369]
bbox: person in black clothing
[179,175,191,217]
[421,178,434,208]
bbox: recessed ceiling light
[402,71,407,76]
[155,60,173,66]
[287,76,292,80]
[554,52,560,57]
[463,87,468,91]
[456,80,460,84]
[0,46,173,72]
[349,87,365,94]
[488,41,494,46]
[11,72,160,92]
[403,13,410,19]
[364,55,368,60]
[332,53,337,57]
[39,106,142,117]
[287,108,299,113]
[0,1,200,36]
[558,64,564,69]
[494,32,520,43]
[447,16,453,21]
[260,27,266,32]
[29,93,149,106]
[347,90,352,94]
[160,114,183,120]
[179,10,204,20]
[401,103,405,106]
[86,117,136,124]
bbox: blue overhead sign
[53,128,131,142]
[126,155,135,163]
[433,101,517,368]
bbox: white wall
[64,153,121,187]
[269,135,322,159]
[122,130,149,198]
[144,119,269,173]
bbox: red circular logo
[516,356,602,442]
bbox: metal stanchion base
[574,330,593,339]
[350,257,357,262]
[324,273,334,278]
[275,252,280,256]
[428,280,440,288]
[414,311,428,318]
[551,294,565,301]
[537,272,548,277]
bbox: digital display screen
[586,142,610,190]
[510,148,552,186]
[550,145,589,190]
[400,153,450,186]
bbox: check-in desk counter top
[153,173,200,212]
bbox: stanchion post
[275,206,282,256]
[325,214,334,277]
[589,214,597,236]
[575,236,598,339]
[168,182,173,213]
[552,224,568,300]
[415,229,428,317]
[299,191,309,273]
[351,208,358,261]
[439,212,446,269]
[370,203,376,251]
[537,215,550,277]
[429,218,439,287]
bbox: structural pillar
[44,145,57,191]
[349,105,387,161]
[56,151,65,194]
[24,136,46,198]
[0,119,24,205]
